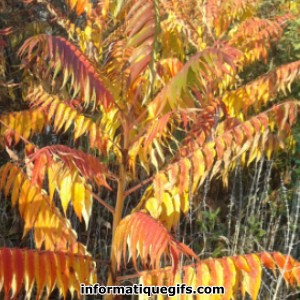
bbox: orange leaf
[113,212,198,273]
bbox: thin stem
[106,165,126,289]
[124,176,154,197]
[107,118,129,289]
[92,192,115,215]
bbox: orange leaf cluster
[125,0,155,85]
[156,58,184,82]
[28,86,108,152]
[66,0,93,16]
[148,45,242,118]
[103,0,155,93]
[140,252,300,300]
[113,212,198,274]
[129,112,172,174]
[205,0,259,38]
[223,60,300,117]
[229,15,291,64]
[0,248,96,299]
[26,145,112,225]
[103,40,133,83]
[160,0,203,53]
[18,34,114,110]
[139,101,298,228]
[0,109,47,146]
[0,163,86,253]
[30,145,111,189]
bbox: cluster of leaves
[0,0,299,299]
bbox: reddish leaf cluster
[18,34,114,110]
[113,212,198,274]
[0,248,96,299]
[29,145,111,189]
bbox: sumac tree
[0,0,299,299]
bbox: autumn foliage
[0,0,300,299]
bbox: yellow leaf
[23,194,43,238]
[58,174,72,215]
[161,191,175,230]
[191,149,205,192]
[11,172,24,207]
[19,180,32,218]
[171,191,181,228]
[184,266,196,300]
[64,110,77,133]
[82,184,93,228]
[196,263,210,300]
[74,115,86,140]
[72,179,85,222]
[4,165,19,197]
[145,197,161,219]
[47,165,56,204]
[180,191,189,214]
